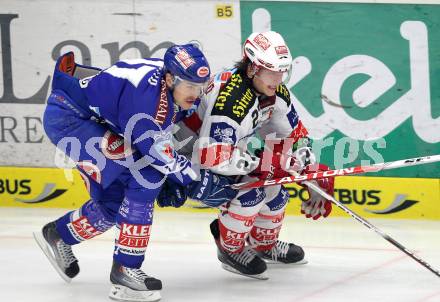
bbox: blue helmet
[164,44,211,84]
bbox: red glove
[300,164,335,220]
[250,140,293,180]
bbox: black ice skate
[109,261,162,302]
[210,219,268,280]
[255,240,308,265]
[33,222,80,282]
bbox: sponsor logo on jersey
[276,84,290,103]
[151,132,175,163]
[162,153,191,175]
[162,144,174,159]
[196,66,210,77]
[220,71,233,82]
[77,161,102,184]
[149,129,192,177]
[289,121,309,144]
[68,216,102,241]
[232,88,254,118]
[210,122,237,144]
[212,72,258,124]
[155,79,168,125]
[253,33,271,50]
[101,131,135,160]
[175,49,195,69]
[199,144,234,168]
[286,106,299,129]
[214,73,243,110]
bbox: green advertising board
[240,1,440,177]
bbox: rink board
[0,167,439,220]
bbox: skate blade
[33,231,72,283]
[264,258,308,265]
[221,263,269,280]
[109,284,161,302]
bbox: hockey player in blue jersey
[33,44,236,302]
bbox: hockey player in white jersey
[175,31,335,279]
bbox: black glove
[187,169,238,207]
[156,179,187,208]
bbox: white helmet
[243,31,292,73]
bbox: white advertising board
[0,0,241,167]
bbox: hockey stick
[300,177,440,278]
[231,154,440,190]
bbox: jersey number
[251,110,258,129]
